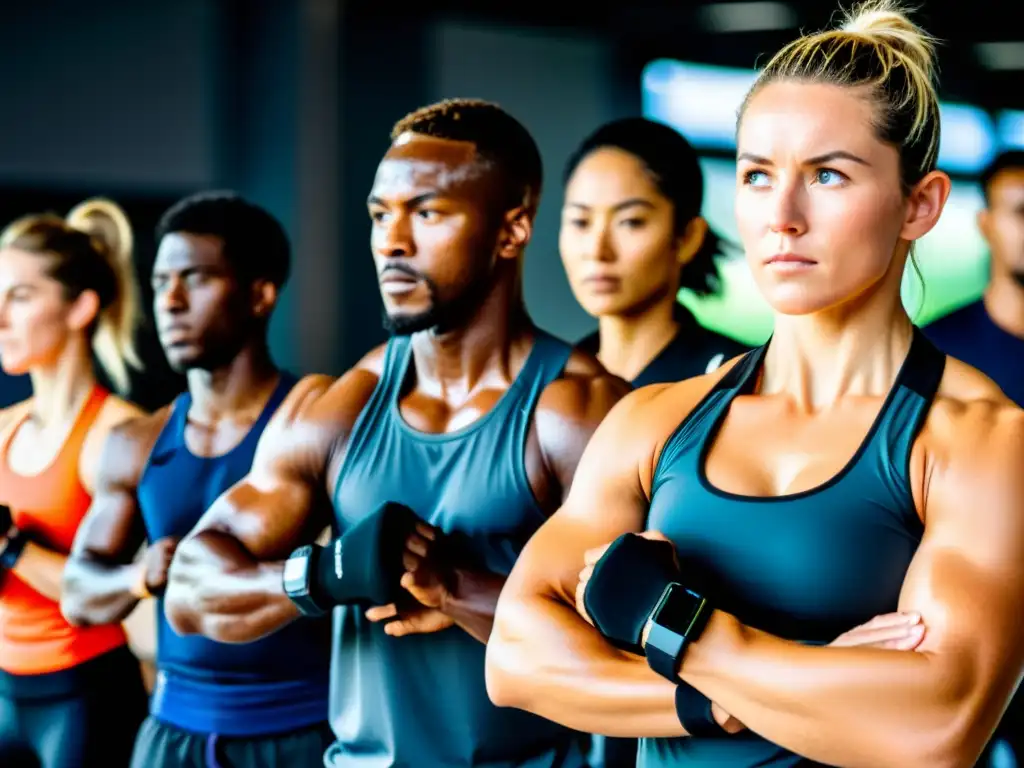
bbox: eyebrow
[367,192,441,207]
[736,150,871,167]
[565,198,656,213]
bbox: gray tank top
[327,331,586,768]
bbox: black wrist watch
[0,529,28,572]
[283,544,329,617]
[644,582,712,682]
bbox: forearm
[10,541,68,603]
[443,568,505,644]
[683,612,975,768]
[164,529,300,643]
[61,556,141,626]
[487,593,685,737]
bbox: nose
[373,211,413,260]
[579,220,614,264]
[768,177,809,238]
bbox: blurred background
[0,0,1019,407]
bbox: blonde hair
[741,0,941,188]
[0,198,142,393]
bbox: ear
[976,208,993,248]
[495,206,534,261]
[251,280,278,320]
[900,170,951,242]
[66,289,101,333]
[675,217,708,267]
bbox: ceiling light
[696,2,798,33]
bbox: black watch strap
[645,619,687,680]
[0,530,27,572]
[676,681,727,737]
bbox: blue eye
[743,170,770,187]
[815,169,845,185]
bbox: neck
[764,277,913,412]
[983,268,1024,340]
[28,337,99,428]
[596,294,679,382]
[408,272,533,400]
[186,340,280,417]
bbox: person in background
[0,199,149,767]
[924,150,1024,406]
[561,118,749,388]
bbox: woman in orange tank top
[0,199,149,768]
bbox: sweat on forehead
[375,133,496,192]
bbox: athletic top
[578,305,750,387]
[924,299,1024,407]
[642,327,944,767]
[0,386,128,675]
[137,373,331,737]
[329,330,586,768]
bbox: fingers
[365,604,398,622]
[830,612,925,649]
[413,522,438,541]
[383,608,452,637]
[405,532,431,559]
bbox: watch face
[656,585,705,634]
[283,553,309,586]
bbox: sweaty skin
[162,134,630,646]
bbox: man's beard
[381,266,491,337]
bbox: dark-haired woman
[561,117,749,388]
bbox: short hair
[564,117,724,297]
[980,150,1024,206]
[156,192,291,287]
[741,0,940,191]
[391,98,543,213]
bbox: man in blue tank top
[161,99,630,768]
[62,193,333,767]
[924,150,1024,408]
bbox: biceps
[192,470,318,561]
[898,537,1024,697]
[73,489,144,561]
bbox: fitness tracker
[644,582,712,682]
[0,530,28,572]
[283,544,329,617]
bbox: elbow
[484,610,541,711]
[58,565,91,627]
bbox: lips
[582,275,621,293]
[766,253,816,265]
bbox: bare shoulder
[919,357,1024,521]
[537,347,631,429]
[81,397,166,493]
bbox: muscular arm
[164,372,375,643]
[487,385,686,737]
[678,405,1024,768]
[62,418,158,626]
[437,364,629,644]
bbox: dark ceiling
[375,0,1023,111]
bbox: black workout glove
[583,533,682,654]
[676,682,727,737]
[313,502,421,608]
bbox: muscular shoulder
[537,348,630,434]
[257,344,389,481]
[919,358,1024,521]
[81,396,159,493]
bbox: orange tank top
[0,386,127,675]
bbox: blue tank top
[642,328,944,767]
[328,331,587,768]
[138,373,331,737]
